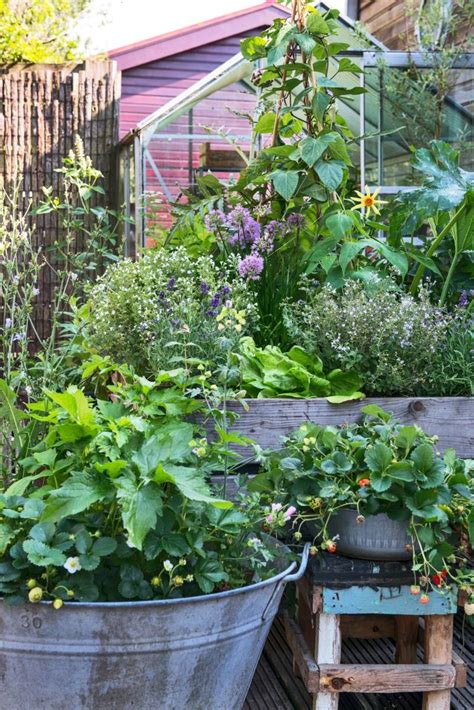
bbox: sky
[81,0,347,53]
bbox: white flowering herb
[86,247,258,375]
[284,281,472,396]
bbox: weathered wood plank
[395,615,419,663]
[314,614,342,709]
[419,617,467,691]
[222,397,474,458]
[340,614,396,639]
[322,586,458,616]
[423,615,454,710]
[199,141,248,170]
[318,663,456,694]
[284,613,320,694]
[451,649,468,689]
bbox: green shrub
[283,280,473,396]
[86,248,258,375]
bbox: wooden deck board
[245,612,473,709]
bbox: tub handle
[284,543,310,583]
[261,544,310,622]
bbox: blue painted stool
[285,553,466,710]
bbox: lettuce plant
[232,337,363,402]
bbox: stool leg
[395,615,419,664]
[422,615,453,710]
[313,613,341,710]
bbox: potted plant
[250,405,474,606]
[0,363,307,709]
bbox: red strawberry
[432,569,448,586]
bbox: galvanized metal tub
[0,542,308,710]
[327,509,412,560]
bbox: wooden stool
[285,553,466,709]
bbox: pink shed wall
[119,30,265,138]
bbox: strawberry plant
[0,361,292,605]
[250,405,474,604]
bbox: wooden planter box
[224,396,473,458]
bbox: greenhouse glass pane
[143,81,256,237]
[364,64,473,187]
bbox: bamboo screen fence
[0,60,120,339]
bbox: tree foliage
[0,0,91,64]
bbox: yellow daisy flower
[350,186,387,217]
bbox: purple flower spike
[238,253,264,281]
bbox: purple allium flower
[459,290,473,308]
[167,277,176,290]
[226,206,261,247]
[200,281,210,295]
[204,209,226,232]
[222,285,231,295]
[209,293,221,309]
[256,220,285,253]
[266,220,286,238]
[13,332,26,342]
[238,253,264,281]
[287,213,305,229]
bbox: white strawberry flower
[64,557,82,574]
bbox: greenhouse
[118,11,473,250]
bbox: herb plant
[283,279,473,396]
[86,247,258,376]
[0,139,125,474]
